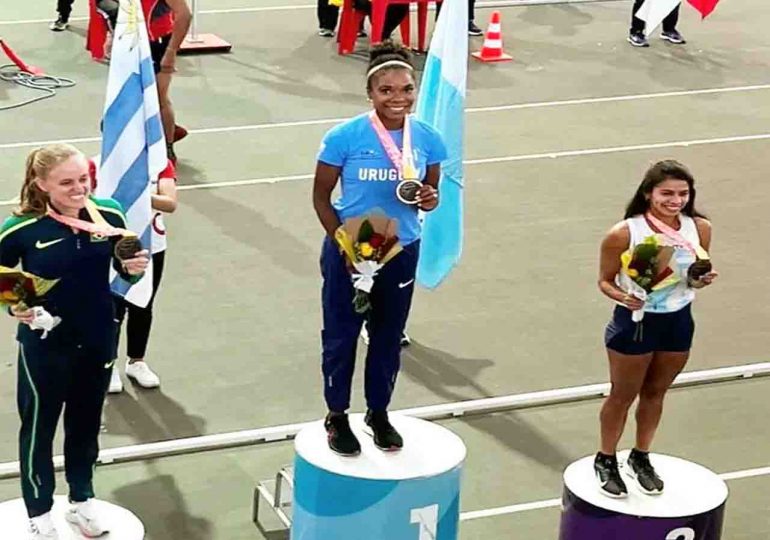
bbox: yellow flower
[627,269,639,278]
[359,242,374,258]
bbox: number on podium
[410,504,439,540]
[666,527,695,540]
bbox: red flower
[369,233,385,248]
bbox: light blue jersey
[318,112,447,245]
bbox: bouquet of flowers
[335,214,402,314]
[620,235,678,322]
[0,266,60,337]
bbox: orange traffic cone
[471,11,512,63]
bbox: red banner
[687,0,720,19]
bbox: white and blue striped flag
[415,0,467,289]
[96,0,167,307]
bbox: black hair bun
[369,40,413,65]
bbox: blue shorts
[604,304,694,355]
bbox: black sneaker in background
[594,452,628,498]
[50,15,69,32]
[627,31,649,47]
[324,413,361,457]
[365,410,403,451]
[468,21,483,36]
[660,30,686,44]
[625,449,664,494]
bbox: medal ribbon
[369,111,418,180]
[645,212,708,259]
[47,199,134,238]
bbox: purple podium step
[559,453,727,540]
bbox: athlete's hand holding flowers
[335,214,402,313]
[0,266,60,337]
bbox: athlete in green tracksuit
[1,144,148,537]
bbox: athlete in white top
[594,160,718,499]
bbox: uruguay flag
[415,0,467,289]
[95,0,167,307]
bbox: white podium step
[290,414,466,540]
[559,452,728,540]
[0,496,145,539]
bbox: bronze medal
[114,235,143,261]
[687,258,712,282]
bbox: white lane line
[0,0,615,25]
[464,133,770,165]
[460,499,562,521]
[3,83,770,151]
[2,132,769,205]
[459,463,770,522]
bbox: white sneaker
[29,512,59,540]
[125,361,160,388]
[108,365,123,394]
[65,499,108,537]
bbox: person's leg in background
[124,251,165,388]
[317,0,340,36]
[153,36,178,163]
[382,5,410,41]
[660,5,686,44]
[468,0,482,35]
[628,0,650,48]
[51,0,75,31]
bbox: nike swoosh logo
[398,279,415,289]
[104,360,116,369]
[35,238,65,249]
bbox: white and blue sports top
[616,215,701,313]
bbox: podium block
[291,414,466,540]
[559,453,728,540]
[0,496,145,539]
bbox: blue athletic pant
[321,236,419,412]
[17,339,111,517]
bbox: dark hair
[623,160,707,219]
[366,41,414,90]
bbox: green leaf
[358,220,374,243]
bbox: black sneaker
[400,331,411,348]
[365,410,403,451]
[50,15,69,32]
[468,21,483,36]
[594,453,628,498]
[627,31,649,48]
[324,413,361,457]
[625,449,664,494]
[660,30,686,44]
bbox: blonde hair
[16,144,82,216]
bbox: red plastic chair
[338,0,441,55]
